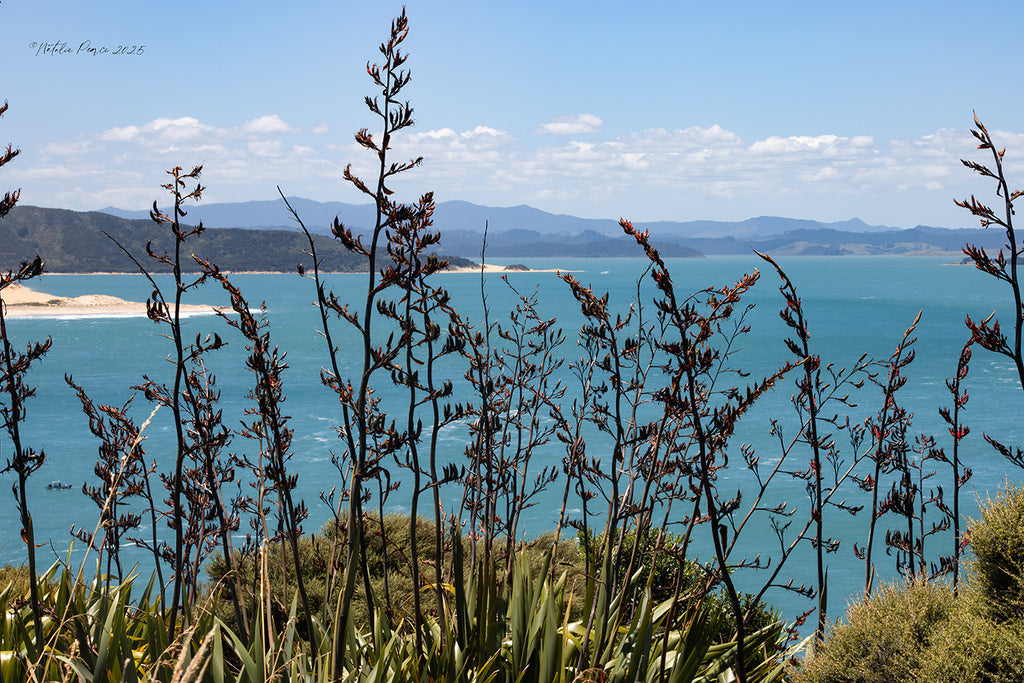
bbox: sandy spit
[1,284,220,319]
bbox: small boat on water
[46,481,73,490]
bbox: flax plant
[492,278,565,575]
[959,115,1024,470]
[108,165,238,635]
[558,263,646,666]
[613,221,797,683]
[457,229,498,571]
[936,338,973,589]
[203,261,315,645]
[0,102,51,653]
[458,270,565,579]
[285,10,423,674]
[757,250,874,641]
[378,190,467,654]
[856,312,920,595]
[882,433,951,579]
[64,380,148,586]
[0,256,49,654]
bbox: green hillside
[1,206,476,273]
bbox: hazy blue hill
[433,200,620,234]
[99,197,377,234]
[482,236,702,259]
[643,215,894,239]
[100,197,906,239]
[91,197,1006,258]
[2,206,475,273]
[738,225,1005,255]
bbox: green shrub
[204,513,779,651]
[799,483,1024,683]
[918,591,1024,682]
[204,514,585,632]
[795,576,955,683]
[965,481,1024,622]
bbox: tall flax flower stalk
[108,165,231,635]
[757,250,874,640]
[286,11,422,674]
[857,312,919,596]
[938,339,973,589]
[381,191,466,652]
[0,257,50,652]
[618,221,794,683]
[203,263,313,644]
[959,115,1024,468]
[0,101,51,651]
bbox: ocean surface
[3,255,1023,627]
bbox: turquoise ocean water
[3,255,1022,626]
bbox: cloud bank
[10,110,1021,226]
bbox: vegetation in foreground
[2,11,1024,683]
[796,484,1024,682]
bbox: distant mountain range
[100,198,901,240]
[97,197,1004,258]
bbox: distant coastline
[0,205,998,280]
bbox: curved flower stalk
[959,115,1024,471]
[0,256,50,651]
[107,165,235,636]
[855,311,920,596]
[0,101,51,651]
[378,190,468,652]
[64,380,148,587]
[202,262,314,646]
[935,338,973,589]
[757,250,874,641]
[282,10,424,673]
[561,220,797,683]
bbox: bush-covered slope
[1,206,475,273]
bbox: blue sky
[2,0,1023,228]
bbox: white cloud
[97,114,301,149]
[463,126,505,138]
[41,140,94,155]
[147,117,213,142]
[311,122,330,135]
[749,134,851,155]
[100,125,139,142]
[18,165,78,179]
[248,140,283,157]
[240,114,297,136]
[535,114,603,135]
[409,128,458,142]
[99,117,213,145]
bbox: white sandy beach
[443,263,565,274]
[0,284,221,319]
